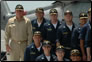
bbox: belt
[12,39,27,44]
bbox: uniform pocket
[10,24,16,31]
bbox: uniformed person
[55,45,70,61]
[24,31,43,61]
[85,28,91,61]
[85,8,91,61]
[56,10,76,59]
[70,49,81,61]
[5,4,33,61]
[79,8,91,61]
[31,8,49,37]
[42,9,61,52]
[36,40,56,61]
[71,12,88,52]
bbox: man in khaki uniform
[5,4,33,61]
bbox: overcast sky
[7,1,55,12]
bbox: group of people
[5,4,91,61]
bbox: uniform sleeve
[71,28,78,49]
[79,26,87,40]
[4,20,11,45]
[24,47,30,61]
[85,28,91,48]
[27,20,33,46]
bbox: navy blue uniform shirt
[85,24,91,48]
[36,54,56,61]
[24,43,43,61]
[56,22,76,59]
[79,21,91,48]
[42,20,61,45]
[56,22,76,48]
[31,18,49,37]
[71,26,82,49]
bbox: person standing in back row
[71,12,88,53]
[31,8,49,38]
[79,8,91,61]
[56,10,76,59]
[5,4,33,61]
[42,9,62,52]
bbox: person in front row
[55,45,70,61]
[36,40,56,61]
[24,31,43,61]
[70,49,81,61]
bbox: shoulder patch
[8,16,16,24]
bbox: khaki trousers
[8,40,27,61]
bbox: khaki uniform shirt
[5,16,33,46]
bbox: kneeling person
[24,31,43,61]
[36,40,56,61]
